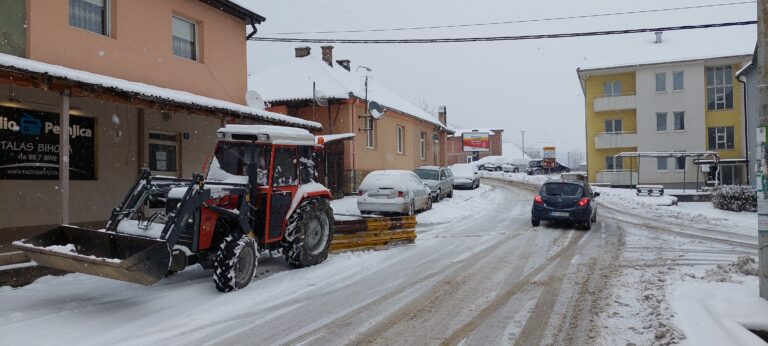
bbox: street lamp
[521,131,526,159]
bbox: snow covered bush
[711,185,757,212]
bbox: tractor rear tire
[282,198,335,268]
[213,233,258,292]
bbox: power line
[262,1,755,35]
[251,21,756,44]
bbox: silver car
[414,166,454,202]
[450,163,480,189]
[357,170,432,216]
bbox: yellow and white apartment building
[578,54,752,188]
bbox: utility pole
[758,0,767,300]
[521,130,526,159]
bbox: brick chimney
[336,59,351,71]
[295,46,311,58]
[321,45,334,66]
[438,106,447,126]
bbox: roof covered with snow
[449,128,502,137]
[249,56,447,128]
[319,133,355,143]
[577,26,755,73]
[0,53,320,129]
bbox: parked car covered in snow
[450,164,480,189]
[357,170,432,216]
[526,160,571,175]
[475,156,508,171]
[414,166,454,202]
[531,180,599,230]
[501,159,531,173]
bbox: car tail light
[397,191,404,198]
[577,198,590,207]
[534,195,544,205]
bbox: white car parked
[450,164,480,189]
[357,170,433,216]
[501,159,531,173]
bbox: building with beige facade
[249,46,452,196]
[0,0,319,261]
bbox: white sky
[242,0,756,155]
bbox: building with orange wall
[0,1,318,260]
[250,46,452,196]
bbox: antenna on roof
[313,82,329,107]
[245,90,266,110]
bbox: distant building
[577,32,752,188]
[249,46,452,196]
[446,128,504,165]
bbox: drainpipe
[738,76,750,185]
[245,22,258,40]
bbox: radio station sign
[0,106,95,180]
[462,132,490,152]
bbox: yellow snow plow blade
[12,225,171,285]
[330,216,417,253]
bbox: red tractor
[14,125,335,292]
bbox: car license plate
[551,211,569,217]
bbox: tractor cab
[208,125,329,250]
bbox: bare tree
[566,149,585,168]
[415,99,438,117]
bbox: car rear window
[541,183,582,197]
[415,169,439,180]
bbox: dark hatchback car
[531,180,599,230]
[526,160,571,175]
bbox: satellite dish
[368,101,384,119]
[245,90,266,110]
[432,133,440,143]
[313,89,329,107]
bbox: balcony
[594,132,637,149]
[596,170,638,186]
[593,94,636,112]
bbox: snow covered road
[0,179,761,345]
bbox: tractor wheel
[213,233,258,292]
[282,198,335,268]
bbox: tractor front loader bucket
[13,225,171,285]
[330,215,417,253]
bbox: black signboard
[0,106,95,180]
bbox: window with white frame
[706,65,733,110]
[656,112,667,132]
[396,126,404,154]
[657,157,668,171]
[604,119,623,133]
[148,132,179,175]
[69,0,110,36]
[673,111,685,131]
[655,72,666,92]
[605,156,623,171]
[673,71,684,91]
[365,116,375,148]
[172,16,198,61]
[419,132,426,160]
[707,126,735,150]
[603,81,622,96]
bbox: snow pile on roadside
[693,256,759,283]
[480,171,756,234]
[671,277,768,346]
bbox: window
[673,71,684,91]
[298,147,314,184]
[655,72,666,92]
[605,156,623,171]
[172,16,198,60]
[604,119,623,133]
[656,112,667,132]
[148,132,179,175]
[603,81,622,96]
[466,156,473,163]
[707,126,735,150]
[69,0,110,36]
[706,65,733,110]
[419,132,426,160]
[273,147,297,186]
[657,157,668,171]
[365,116,375,148]
[396,126,404,154]
[673,111,685,131]
[675,156,686,170]
[719,165,744,185]
[214,142,267,185]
